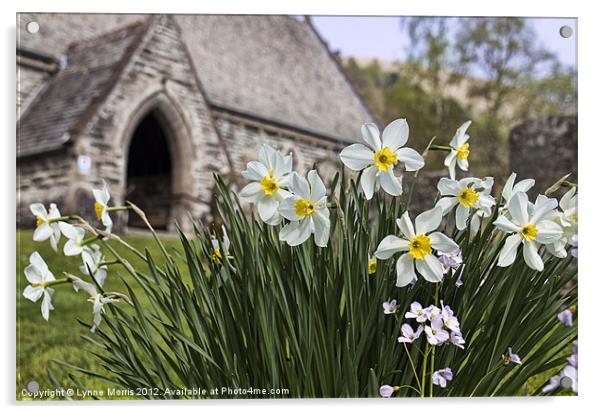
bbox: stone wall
[509,115,577,195]
[213,113,342,185]
[16,150,75,226]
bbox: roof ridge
[17,16,154,157]
[303,16,380,130]
[65,17,154,141]
[66,18,148,53]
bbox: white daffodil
[29,203,62,251]
[210,226,233,283]
[80,244,108,286]
[444,121,471,180]
[557,187,578,229]
[374,206,459,286]
[240,144,293,225]
[59,222,86,256]
[493,192,563,271]
[211,226,230,265]
[339,119,424,200]
[543,187,578,258]
[90,294,119,332]
[278,170,330,247]
[93,181,113,233]
[501,172,535,206]
[436,177,496,233]
[22,252,56,321]
[70,276,118,332]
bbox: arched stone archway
[120,91,196,231]
[126,111,173,229]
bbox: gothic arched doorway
[125,111,173,230]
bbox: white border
[2,0,596,413]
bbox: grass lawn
[16,229,186,400]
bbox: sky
[310,16,577,73]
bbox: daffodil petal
[242,161,269,181]
[396,253,416,287]
[340,144,375,171]
[396,212,415,239]
[41,289,54,321]
[375,235,409,259]
[493,214,521,233]
[435,197,457,216]
[531,195,558,224]
[502,173,517,202]
[23,285,44,302]
[508,192,529,226]
[437,178,461,196]
[278,196,302,221]
[290,173,311,199]
[445,154,457,180]
[308,170,326,202]
[396,147,424,171]
[379,169,403,197]
[239,182,264,201]
[279,219,312,246]
[361,122,382,152]
[33,224,52,242]
[523,240,544,271]
[535,220,563,244]
[257,197,278,222]
[29,251,48,274]
[415,206,442,235]
[382,118,409,151]
[450,121,471,148]
[64,240,83,256]
[415,254,444,283]
[312,209,330,247]
[514,178,535,195]
[429,232,458,253]
[498,234,522,267]
[29,203,48,218]
[455,205,470,230]
[360,165,378,200]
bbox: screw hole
[26,21,40,34]
[559,25,573,39]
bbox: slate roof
[17,20,149,156]
[17,14,374,156]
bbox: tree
[454,17,556,119]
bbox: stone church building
[17,13,373,231]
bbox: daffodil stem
[44,278,71,287]
[82,235,101,246]
[48,216,72,223]
[428,144,453,151]
[107,206,130,212]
